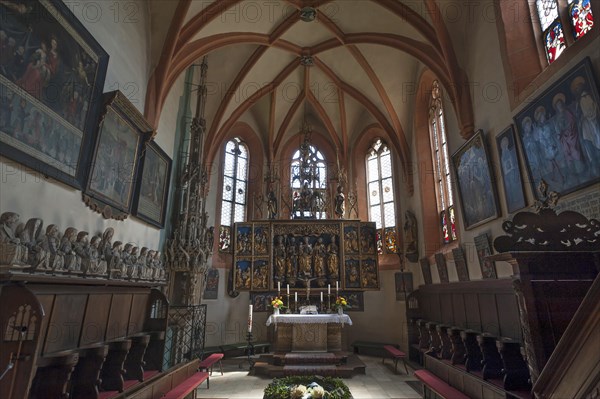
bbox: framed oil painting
[133,140,172,227]
[496,126,526,213]
[514,57,600,199]
[452,130,500,229]
[0,0,108,189]
[84,91,152,219]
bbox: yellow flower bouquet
[271,296,285,309]
[334,296,349,310]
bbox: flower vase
[274,308,280,316]
[337,307,343,315]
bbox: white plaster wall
[0,1,181,250]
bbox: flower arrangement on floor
[263,376,351,399]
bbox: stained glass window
[219,138,248,252]
[533,0,594,64]
[429,81,457,244]
[366,138,397,254]
[569,0,594,40]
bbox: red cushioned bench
[198,353,224,376]
[383,345,408,374]
[414,370,470,399]
[162,371,209,399]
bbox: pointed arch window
[290,142,327,219]
[366,138,398,254]
[219,138,248,251]
[533,0,594,64]
[429,81,457,244]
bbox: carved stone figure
[138,247,149,279]
[334,185,345,219]
[18,218,48,270]
[0,212,27,265]
[73,231,90,273]
[106,240,123,277]
[41,224,64,271]
[267,190,277,219]
[154,252,166,280]
[99,227,115,261]
[89,235,107,275]
[61,227,81,272]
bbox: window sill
[427,240,460,264]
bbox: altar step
[253,353,366,378]
[281,352,340,365]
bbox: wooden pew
[414,369,470,399]
[162,371,210,399]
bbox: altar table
[266,314,352,352]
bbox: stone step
[283,352,340,365]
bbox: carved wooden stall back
[492,205,600,385]
[0,284,44,399]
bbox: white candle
[287,284,290,295]
[336,281,339,290]
[320,292,323,302]
[248,304,253,333]
[294,292,297,302]
[328,284,331,295]
[278,281,281,293]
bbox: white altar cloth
[266,314,352,326]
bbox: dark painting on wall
[250,291,277,312]
[85,91,151,218]
[474,233,497,279]
[339,291,364,311]
[452,130,500,229]
[395,272,413,301]
[133,140,172,228]
[435,253,449,283]
[452,247,470,282]
[419,258,433,285]
[0,0,109,189]
[496,125,527,213]
[203,268,219,300]
[514,57,600,200]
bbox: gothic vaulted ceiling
[144,0,474,170]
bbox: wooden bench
[162,371,209,399]
[219,341,270,357]
[198,353,224,376]
[382,345,408,374]
[414,370,470,399]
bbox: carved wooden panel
[80,294,111,346]
[44,294,87,354]
[107,294,133,340]
[129,293,149,335]
[452,294,467,327]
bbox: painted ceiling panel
[279,19,336,47]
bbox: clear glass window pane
[370,206,382,229]
[367,158,379,182]
[368,181,380,205]
[234,204,245,223]
[383,202,396,228]
[235,180,246,204]
[380,153,392,179]
[237,157,248,180]
[223,176,234,201]
[536,0,559,31]
[224,153,235,177]
[382,178,394,202]
[221,202,232,226]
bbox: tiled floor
[195,355,422,399]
